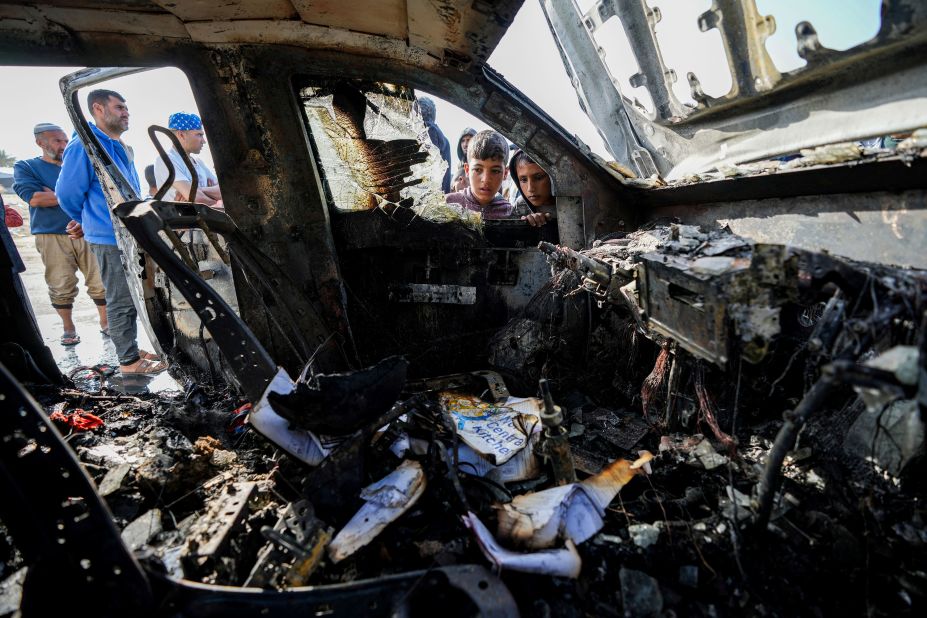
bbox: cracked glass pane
[298,81,480,229]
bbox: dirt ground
[4,190,176,394]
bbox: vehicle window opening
[297,79,480,230]
[297,78,560,248]
[651,0,732,105]
[756,0,882,72]
[591,15,656,116]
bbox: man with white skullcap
[152,112,222,207]
[13,122,108,346]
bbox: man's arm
[200,164,221,201]
[169,179,218,206]
[55,142,93,222]
[201,185,222,201]
[29,188,59,207]
[12,161,52,206]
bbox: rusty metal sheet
[407,0,522,64]
[184,20,431,66]
[18,5,189,37]
[153,0,298,21]
[648,189,927,269]
[290,0,407,39]
[183,481,257,563]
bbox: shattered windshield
[298,80,480,229]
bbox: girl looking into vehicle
[509,149,554,227]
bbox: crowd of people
[7,88,221,375]
[420,97,556,228]
[2,89,553,377]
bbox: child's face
[465,157,507,206]
[515,161,553,207]
[460,134,472,155]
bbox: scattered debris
[660,433,728,470]
[894,128,927,157]
[98,463,132,497]
[496,453,651,550]
[50,407,104,431]
[463,512,582,579]
[628,523,661,548]
[782,142,864,169]
[4,223,925,616]
[0,568,26,615]
[121,509,163,550]
[328,460,426,563]
[619,567,664,618]
[845,399,924,475]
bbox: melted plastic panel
[298,81,478,229]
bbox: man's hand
[66,220,84,239]
[521,212,552,227]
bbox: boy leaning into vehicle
[445,130,512,219]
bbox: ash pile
[3,224,926,617]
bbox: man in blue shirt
[57,89,166,374]
[13,122,108,346]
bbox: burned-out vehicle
[1,0,926,616]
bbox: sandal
[139,350,161,361]
[121,357,168,375]
[61,332,81,346]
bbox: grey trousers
[89,242,139,365]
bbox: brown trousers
[34,233,106,308]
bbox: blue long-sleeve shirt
[12,158,72,235]
[56,123,140,246]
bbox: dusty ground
[5,190,177,393]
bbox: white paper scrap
[496,484,604,550]
[440,392,542,465]
[496,452,654,550]
[248,368,330,466]
[463,511,582,579]
[328,460,426,563]
[454,434,541,483]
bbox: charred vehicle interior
[1,0,926,616]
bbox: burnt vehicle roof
[542,0,927,179]
[0,0,522,67]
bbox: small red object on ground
[50,408,105,431]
